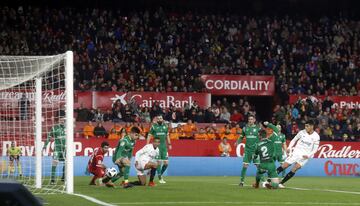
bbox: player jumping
[7,142,22,177]
[276,120,320,188]
[87,141,115,187]
[252,129,280,189]
[263,122,287,177]
[111,126,141,188]
[235,115,261,186]
[147,115,172,184]
[133,138,160,187]
[43,118,66,184]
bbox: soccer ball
[105,167,118,178]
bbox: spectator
[230,109,244,123]
[169,127,180,140]
[94,122,107,138]
[139,107,151,123]
[108,128,120,140]
[332,124,343,141]
[75,104,90,122]
[183,119,197,139]
[83,121,95,139]
[354,123,360,141]
[204,107,216,123]
[218,138,232,157]
[219,107,231,123]
[194,128,208,140]
[93,109,104,122]
[103,110,112,122]
[194,110,205,123]
[110,123,122,135]
[206,127,217,140]
[322,97,334,111]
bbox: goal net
[0,51,74,194]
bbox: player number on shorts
[260,146,268,158]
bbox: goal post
[0,51,74,194]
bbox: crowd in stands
[1,6,359,141]
[76,95,360,142]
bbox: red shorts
[88,166,105,178]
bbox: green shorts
[243,150,260,164]
[273,153,284,163]
[157,147,168,160]
[257,161,278,178]
[53,151,65,161]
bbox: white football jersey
[289,129,320,157]
[135,144,159,163]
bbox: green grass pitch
[39,176,360,206]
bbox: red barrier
[200,75,275,96]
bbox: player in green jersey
[263,121,287,177]
[235,115,262,186]
[252,129,280,189]
[111,126,140,188]
[43,118,66,184]
[147,115,172,184]
[7,142,22,176]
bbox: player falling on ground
[147,115,172,184]
[132,138,160,187]
[87,141,115,187]
[43,118,66,184]
[276,119,320,188]
[264,122,287,178]
[7,142,22,177]
[252,129,280,189]
[235,115,262,186]
[111,126,141,188]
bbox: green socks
[161,165,168,175]
[240,167,247,182]
[123,166,130,181]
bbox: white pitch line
[72,193,116,206]
[111,202,360,205]
[288,187,360,195]
[229,183,360,195]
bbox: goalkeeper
[7,142,22,177]
[43,118,66,185]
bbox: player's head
[157,115,164,124]
[152,138,161,148]
[305,119,315,134]
[222,137,228,143]
[101,141,110,153]
[276,125,282,132]
[129,126,141,140]
[248,115,256,125]
[11,142,15,147]
[258,129,267,140]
